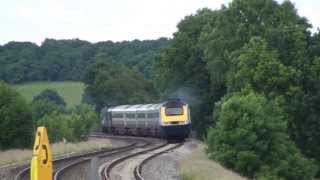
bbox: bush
[0,82,34,149]
[68,104,98,141]
[207,92,317,179]
[33,89,66,107]
[31,99,64,121]
[37,112,70,142]
[37,104,98,142]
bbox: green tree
[155,9,215,137]
[287,57,320,170]
[83,61,156,109]
[37,112,70,142]
[0,38,169,84]
[67,104,98,141]
[228,37,299,96]
[207,92,317,179]
[37,104,98,142]
[0,82,34,149]
[201,0,310,91]
[33,89,66,107]
[0,42,40,83]
[31,99,64,121]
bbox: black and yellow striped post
[30,127,53,180]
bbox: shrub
[207,92,317,179]
[31,99,64,121]
[67,104,98,141]
[33,89,66,107]
[37,104,98,142]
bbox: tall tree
[83,61,157,110]
[155,9,215,137]
[207,92,317,179]
[33,89,66,107]
[0,82,33,149]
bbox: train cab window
[137,113,146,118]
[165,107,183,115]
[126,114,135,119]
[147,113,154,118]
[112,113,123,118]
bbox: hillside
[14,81,84,107]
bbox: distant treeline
[0,38,169,83]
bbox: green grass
[13,81,85,107]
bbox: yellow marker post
[31,127,53,180]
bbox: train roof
[108,103,164,112]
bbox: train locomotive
[101,99,191,139]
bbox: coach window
[147,113,153,118]
[137,113,146,118]
[126,114,135,119]
[112,114,123,118]
[153,113,159,118]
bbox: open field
[179,142,247,180]
[0,138,111,166]
[13,81,85,107]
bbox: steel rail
[134,143,183,180]
[101,142,169,180]
[14,134,142,180]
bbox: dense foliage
[31,99,64,122]
[0,82,98,148]
[0,82,33,149]
[155,0,320,178]
[0,38,169,83]
[83,61,157,109]
[155,9,214,136]
[207,92,317,179]
[33,89,66,107]
[37,104,98,142]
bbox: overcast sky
[1,0,319,45]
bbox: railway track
[134,142,183,180]
[101,141,183,180]
[14,135,150,180]
[13,134,180,180]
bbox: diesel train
[101,99,191,139]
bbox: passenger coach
[101,99,191,139]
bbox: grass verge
[0,138,111,166]
[179,143,247,180]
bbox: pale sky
[1,0,319,45]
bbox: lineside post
[90,157,99,180]
[30,127,53,180]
